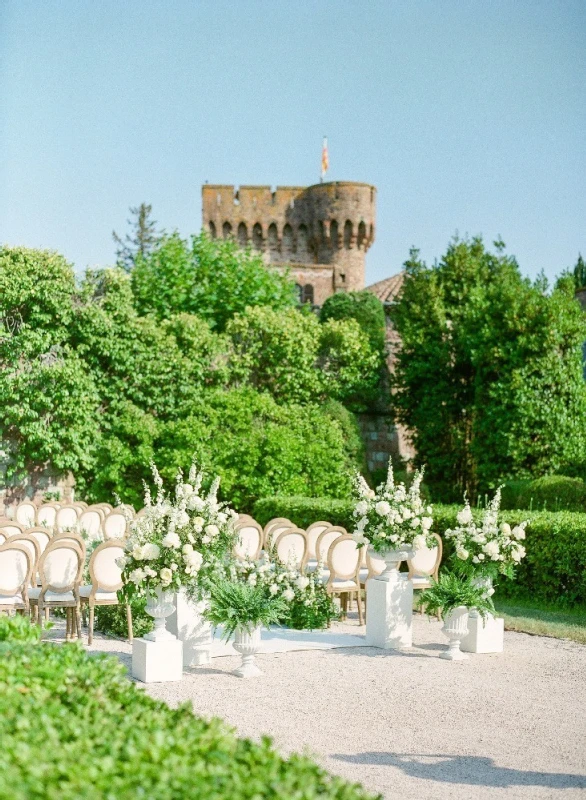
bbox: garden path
[58,616,586,799]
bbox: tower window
[223,221,232,239]
[302,284,314,304]
[252,223,263,250]
[294,283,303,303]
[344,220,353,248]
[357,221,366,248]
[238,222,248,246]
[282,224,293,258]
[330,220,338,249]
[209,221,217,239]
[297,224,309,261]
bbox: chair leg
[357,590,364,626]
[88,605,94,646]
[81,604,87,628]
[44,607,49,622]
[75,605,81,640]
[126,603,133,643]
[65,608,70,639]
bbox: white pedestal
[167,590,213,667]
[132,637,183,683]
[366,572,413,649]
[461,614,504,653]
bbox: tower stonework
[202,181,376,305]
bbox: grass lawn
[494,598,586,645]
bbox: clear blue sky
[1,0,584,285]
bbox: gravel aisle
[78,616,586,799]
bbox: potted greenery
[204,579,287,678]
[416,572,496,661]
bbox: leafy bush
[0,615,41,643]
[253,496,355,530]
[319,290,386,354]
[501,475,586,512]
[0,628,376,799]
[95,596,153,639]
[432,504,586,605]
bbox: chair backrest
[38,541,83,594]
[305,521,332,559]
[263,517,292,539]
[327,535,362,582]
[26,527,52,555]
[407,533,443,580]
[95,503,113,516]
[273,529,308,570]
[103,512,128,540]
[51,533,87,562]
[88,539,125,594]
[264,522,293,549]
[366,548,386,580]
[233,521,263,560]
[55,505,80,533]
[78,510,103,541]
[0,542,33,596]
[8,535,40,577]
[315,527,345,563]
[0,532,5,545]
[0,521,26,538]
[37,504,58,529]
[15,501,36,527]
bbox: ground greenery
[0,618,376,800]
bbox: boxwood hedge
[0,621,376,800]
[500,475,586,513]
[254,496,586,606]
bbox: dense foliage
[389,237,586,501]
[0,243,379,507]
[320,290,386,354]
[0,621,375,800]
[501,475,586,512]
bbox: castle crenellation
[202,181,376,305]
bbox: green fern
[204,579,288,640]
[416,572,496,621]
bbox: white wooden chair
[310,526,346,572]
[94,503,114,516]
[36,503,59,530]
[407,533,443,593]
[233,520,263,561]
[55,505,81,533]
[103,512,128,540]
[51,532,87,563]
[28,540,84,639]
[78,509,104,542]
[79,539,132,644]
[15,501,37,527]
[26,528,52,556]
[0,541,33,614]
[0,520,26,538]
[263,518,292,548]
[7,535,40,586]
[323,535,364,625]
[273,529,308,570]
[305,521,332,561]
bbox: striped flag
[321,136,329,179]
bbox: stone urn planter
[144,587,176,642]
[371,546,414,582]
[439,606,470,660]
[232,625,263,678]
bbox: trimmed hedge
[254,496,586,606]
[500,476,586,513]
[0,623,376,800]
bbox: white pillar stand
[167,590,213,667]
[366,572,413,650]
[132,636,183,683]
[461,614,504,653]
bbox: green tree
[390,237,586,500]
[131,232,297,330]
[112,203,161,272]
[573,253,586,291]
[319,290,386,354]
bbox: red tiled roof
[365,272,405,303]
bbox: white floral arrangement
[351,463,435,554]
[119,463,238,600]
[445,488,527,579]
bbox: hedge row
[0,620,376,800]
[253,496,586,606]
[500,475,586,513]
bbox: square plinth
[132,637,184,683]
[366,573,413,650]
[461,614,504,654]
[167,591,213,667]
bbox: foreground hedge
[254,496,586,606]
[0,632,376,800]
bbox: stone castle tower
[202,181,376,305]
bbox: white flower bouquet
[351,462,435,554]
[120,463,238,601]
[445,488,527,580]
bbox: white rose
[129,568,145,584]
[282,588,295,602]
[160,567,173,585]
[456,547,469,560]
[116,556,128,569]
[512,526,526,540]
[511,544,526,562]
[132,545,144,561]
[478,553,485,561]
[355,500,369,516]
[375,501,391,516]
[483,540,500,558]
[142,543,160,560]
[177,511,190,527]
[217,512,227,523]
[202,535,211,544]
[456,506,473,525]
[171,563,178,571]
[182,543,193,554]
[421,517,433,531]
[472,555,479,564]
[192,516,205,532]
[295,576,310,591]
[411,517,421,529]
[205,524,219,538]
[500,523,511,535]
[162,532,181,549]
[269,584,279,596]
[412,534,427,550]
[144,567,156,578]
[187,550,203,570]
[353,531,369,545]
[366,490,376,500]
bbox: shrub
[0,630,376,799]
[432,504,586,605]
[95,595,153,639]
[319,290,386,354]
[501,475,586,512]
[0,615,41,643]
[253,496,355,530]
